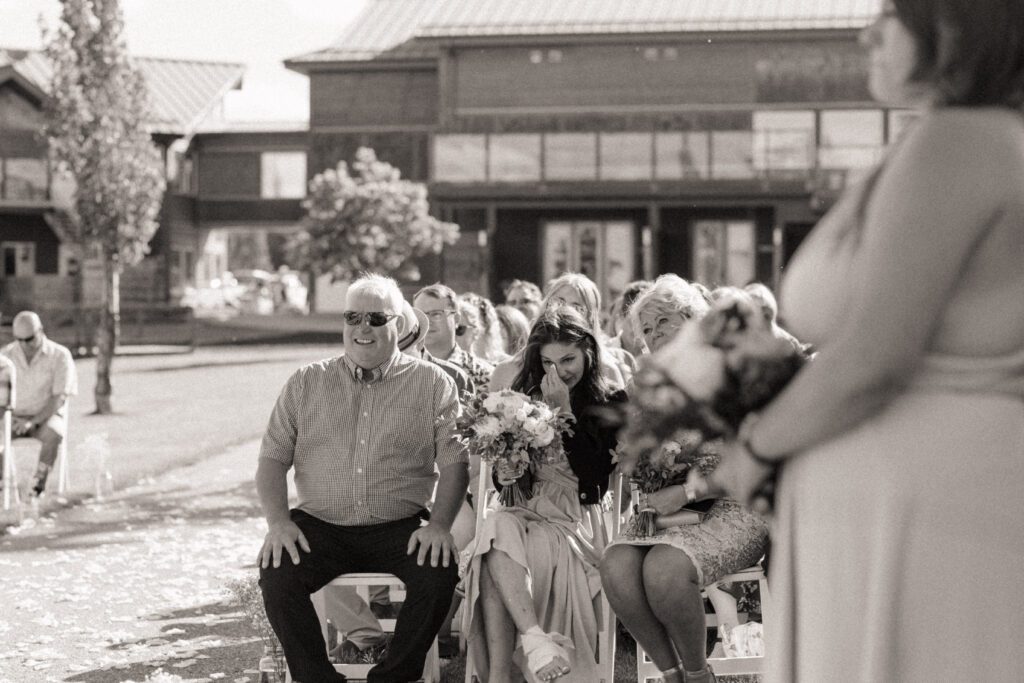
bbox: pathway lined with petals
[0,439,268,683]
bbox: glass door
[691,221,755,287]
[542,221,635,304]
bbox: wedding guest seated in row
[463,307,627,683]
[323,300,476,661]
[459,292,509,365]
[0,311,78,497]
[414,284,495,391]
[494,304,531,356]
[490,273,629,392]
[601,276,769,683]
[503,279,543,323]
[606,279,653,358]
[257,274,468,683]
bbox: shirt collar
[342,349,401,384]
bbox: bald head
[12,311,42,340]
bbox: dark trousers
[260,509,459,683]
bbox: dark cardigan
[563,389,627,505]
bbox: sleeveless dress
[769,122,1024,681]
[462,458,603,683]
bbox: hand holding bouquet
[628,430,718,537]
[458,390,574,507]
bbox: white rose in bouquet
[534,423,556,447]
[653,321,727,402]
[475,415,502,439]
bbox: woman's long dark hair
[511,306,611,406]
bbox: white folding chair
[466,461,618,683]
[284,573,441,683]
[2,408,19,511]
[627,501,770,683]
[2,400,71,501]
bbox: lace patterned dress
[610,451,768,587]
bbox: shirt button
[363,412,368,417]
[356,468,363,473]
[360,439,366,445]
[581,492,588,500]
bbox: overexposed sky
[0,0,368,121]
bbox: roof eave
[285,56,438,73]
[415,25,867,47]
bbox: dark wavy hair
[511,306,610,405]
[894,0,1024,108]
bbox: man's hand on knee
[406,522,456,568]
[12,418,33,437]
[259,519,311,569]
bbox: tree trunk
[94,256,120,414]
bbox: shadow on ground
[0,479,262,552]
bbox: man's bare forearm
[255,458,292,525]
[430,463,468,531]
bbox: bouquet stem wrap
[498,468,534,507]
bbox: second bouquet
[458,389,574,507]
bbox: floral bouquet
[458,390,574,507]
[627,430,719,537]
[618,289,810,514]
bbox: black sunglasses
[16,334,36,343]
[343,311,397,327]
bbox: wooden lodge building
[3,1,916,318]
[0,48,247,316]
[285,0,911,304]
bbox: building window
[710,131,755,179]
[529,49,563,64]
[2,158,48,201]
[544,133,597,181]
[599,133,653,181]
[260,151,307,199]
[655,132,709,180]
[489,134,541,182]
[434,134,487,182]
[0,242,36,277]
[819,110,884,170]
[752,110,815,176]
[643,47,660,62]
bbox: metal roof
[288,0,876,65]
[0,48,245,136]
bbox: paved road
[0,438,269,683]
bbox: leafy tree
[291,147,459,285]
[43,0,165,414]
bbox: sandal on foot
[520,629,572,681]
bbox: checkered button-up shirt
[259,351,468,526]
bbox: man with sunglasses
[413,283,494,392]
[0,311,77,497]
[257,274,468,683]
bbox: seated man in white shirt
[0,311,78,496]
